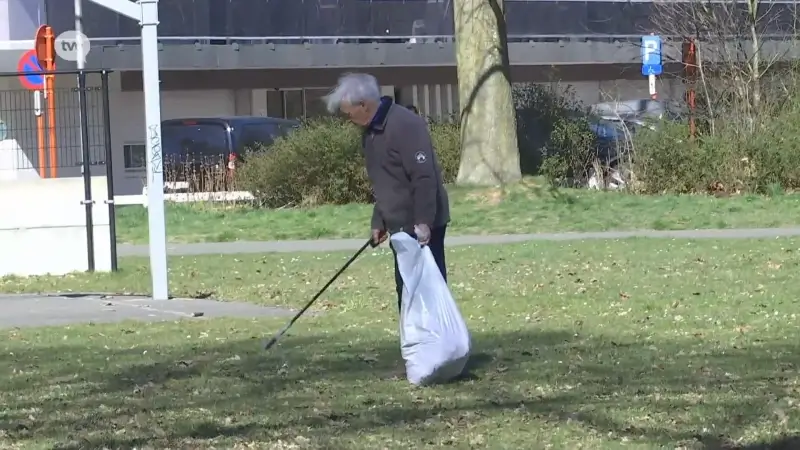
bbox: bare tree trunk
[696,43,717,135]
[747,0,761,126]
[454,0,521,185]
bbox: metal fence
[0,69,118,272]
[0,81,106,176]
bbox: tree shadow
[513,180,579,206]
[50,422,260,450]
[666,433,800,450]
[731,435,800,450]
[3,328,800,448]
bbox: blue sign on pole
[17,50,45,91]
[641,35,662,77]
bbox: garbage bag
[391,232,471,386]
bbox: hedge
[236,117,461,207]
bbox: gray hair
[325,73,381,113]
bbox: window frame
[123,142,146,171]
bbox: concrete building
[0,0,797,195]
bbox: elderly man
[325,73,450,312]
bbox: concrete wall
[0,0,44,41]
[0,176,111,276]
[398,78,686,119]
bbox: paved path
[0,294,294,329]
[119,227,800,257]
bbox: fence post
[77,70,96,272]
[100,70,118,271]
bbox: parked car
[162,116,299,191]
[585,99,685,189]
[586,117,631,189]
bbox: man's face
[340,101,373,127]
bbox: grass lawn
[115,181,800,244]
[2,238,800,449]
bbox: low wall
[0,177,112,276]
[0,138,40,181]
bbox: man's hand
[371,229,388,247]
[414,224,431,245]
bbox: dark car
[584,100,684,189]
[162,116,299,191]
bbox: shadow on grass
[735,436,800,450]
[519,181,578,206]
[2,329,799,449]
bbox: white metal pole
[74,0,85,69]
[139,0,169,300]
[75,0,99,272]
[648,73,657,100]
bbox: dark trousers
[391,226,448,312]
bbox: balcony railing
[44,0,800,41]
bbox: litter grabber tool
[263,239,372,350]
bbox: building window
[123,143,146,169]
[265,88,336,119]
[284,90,305,120]
[304,88,330,118]
[266,90,284,118]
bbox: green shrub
[512,83,598,183]
[628,69,800,194]
[236,117,370,207]
[237,116,462,208]
[746,103,800,192]
[538,114,599,186]
[629,121,726,194]
[632,106,800,194]
[429,120,461,182]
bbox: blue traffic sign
[642,64,663,76]
[641,35,662,65]
[17,50,44,90]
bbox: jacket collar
[367,96,394,131]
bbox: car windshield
[589,119,625,140]
[238,122,285,152]
[162,122,229,161]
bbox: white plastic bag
[391,232,471,386]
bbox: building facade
[0,0,797,195]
